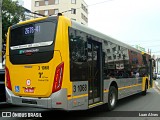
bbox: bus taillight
[5,67,12,90]
[52,62,64,93]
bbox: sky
[23,0,160,56]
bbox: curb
[0,102,14,108]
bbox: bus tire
[142,82,147,95]
[107,86,118,111]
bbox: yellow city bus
[5,14,153,111]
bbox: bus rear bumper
[5,87,68,109]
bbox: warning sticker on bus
[24,88,34,93]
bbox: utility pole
[157,58,159,73]
[0,0,2,69]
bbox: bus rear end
[5,16,71,109]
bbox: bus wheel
[142,82,147,95]
[107,86,118,111]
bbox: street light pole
[0,0,2,69]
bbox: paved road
[0,86,160,120]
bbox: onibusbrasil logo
[2,112,42,118]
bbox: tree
[2,0,25,42]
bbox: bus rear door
[87,40,103,105]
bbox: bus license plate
[24,88,34,93]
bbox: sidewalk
[153,80,160,91]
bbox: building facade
[31,0,88,25]
[12,0,32,20]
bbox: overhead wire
[61,0,113,14]
[25,1,160,55]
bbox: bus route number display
[24,25,41,35]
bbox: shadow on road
[31,92,151,119]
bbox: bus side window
[69,27,88,81]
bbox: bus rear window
[10,21,57,50]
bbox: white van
[157,73,160,79]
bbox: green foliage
[2,0,25,42]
